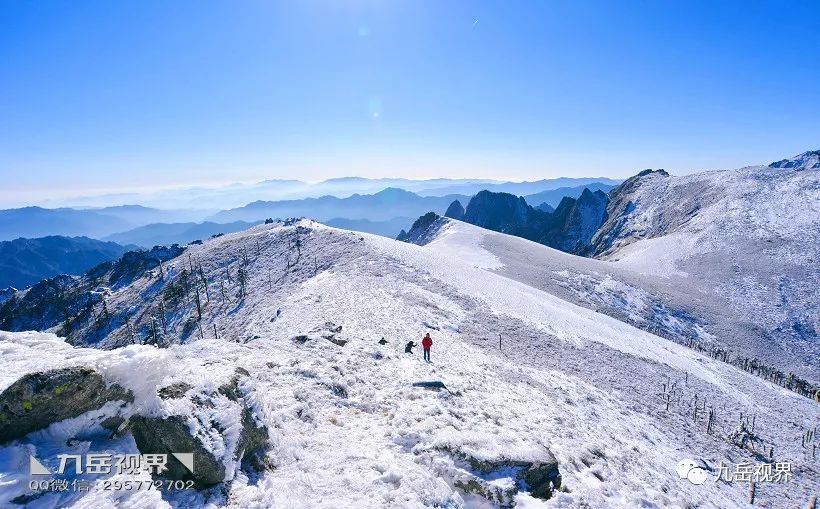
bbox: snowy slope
[0,220,818,508]
[581,158,820,379]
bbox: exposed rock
[547,188,609,253]
[411,380,448,391]
[158,382,193,400]
[130,415,226,488]
[292,322,347,346]
[396,212,449,245]
[131,372,270,488]
[100,415,126,434]
[587,169,671,256]
[769,150,820,170]
[219,372,270,470]
[444,200,465,220]
[237,407,269,471]
[0,367,133,444]
[463,191,539,236]
[519,461,563,499]
[535,202,555,213]
[454,477,517,508]
[448,448,562,502]
[291,334,311,344]
[457,189,609,254]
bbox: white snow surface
[0,220,817,508]
[589,165,820,376]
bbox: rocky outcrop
[158,382,193,400]
[586,169,669,256]
[396,212,449,246]
[130,415,227,487]
[292,322,347,347]
[463,191,547,239]
[769,150,820,170]
[448,448,562,503]
[130,370,269,488]
[444,200,465,220]
[0,367,133,444]
[546,188,609,253]
[456,189,609,254]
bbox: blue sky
[1,0,819,204]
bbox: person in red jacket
[421,333,433,362]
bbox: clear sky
[1,0,819,205]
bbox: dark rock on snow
[158,382,193,400]
[131,371,269,488]
[0,367,133,444]
[467,451,561,500]
[130,415,227,488]
[396,212,449,245]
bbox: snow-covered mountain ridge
[582,154,820,380]
[0,220,817,508]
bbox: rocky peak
[463,191,534,232]
[768,150,820,170]
[444,200,465,220]
[535,202,555,213]
[635,168,670,178]
[396,212,449,246]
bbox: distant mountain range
[209,188,472,223]
[0,205,210,241]
[0,180,618,288]
[41,176,621,210]
[523,182,615,209]
[103,220,262,248]
[1,181,617,245]
[0,236,135,289]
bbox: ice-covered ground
[589,163,820,378]
[0,220,817,508]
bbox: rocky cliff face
[457,189,609,254]
[462,191,551,242]
[547,188,609,253]
[444,200,465,220]
[396,212,449,245]
[587,169,671,256]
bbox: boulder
[158,382,193,400]
[449,448,562,502]
[0,367,133,444]
[130,415,226,488]
[130,371,270,488]
[519,461,562,500]
[454,477,517,508]
[412,381,448,391]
